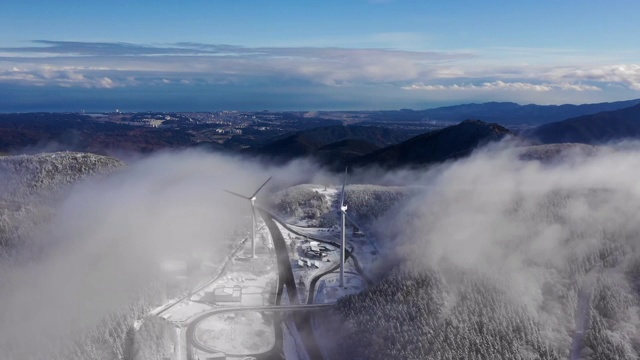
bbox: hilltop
[352,120,513,168]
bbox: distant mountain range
[255,101,640,169]
[366,99,640,126]
[3,99,640,171]
[525,103,640,144]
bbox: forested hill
[323,185,640,360]
[245,125,422,168]
[0,152,124,251]
[351,120,513,169]
[525,103,640,144]
[0,113,198,154]
[329,267,561,359]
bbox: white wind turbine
[339,167,348,287]
[225,176,272,259]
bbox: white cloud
[0,41,472,89]
[0,64,126,88]
[402,80,601,92]
[0,40,638,104]
[549,64,640,91]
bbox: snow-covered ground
[160,301,211,323]
[274,210,373,307]
[282,319,309,360]
[194,311,275,355]
[276,222,341,302]
[186,222,277,308]
[151,218,279,359]
[280,221,377,285]
[146,183,385,359]
[314,273,366,304]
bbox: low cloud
[0,40,638,107]
[0,65,129,88]
[0,150,333,359]
[370,143,640,352]
[4,142,640,357]
[402,80,601,92]
[0,41,472,89]
[549,64,640,91]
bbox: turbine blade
[340,166,348,207]
[252,176,272,198]
[224,189,250,200]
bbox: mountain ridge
[526,103,640,144]
[365,99,640,125]
[351,120,513,168]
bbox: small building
[304,249,328,259]
[211,285,242,302]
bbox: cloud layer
[0,40,639,109]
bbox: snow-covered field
[194,311,275,355]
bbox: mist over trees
[268,183,415,229]
[0,152,123,254]
[326,145,640,359]
[3,142,640,359]
[269,184,331,223]
[0,151,261,360]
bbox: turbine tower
[340,167,348,287]
[225,176,272,258]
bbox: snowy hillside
[0,151,124,200]
[0,152,124,251]
[342,184,417,223]
[267,184,332,226]
[326,180,640,359]
[268,183,416,228]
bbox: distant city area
[84,109,449,146]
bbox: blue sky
[1,0,639,111]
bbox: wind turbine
[339,167,348,287]
[225,176,272,258]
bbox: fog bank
[0,150,333,359]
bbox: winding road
[185,208,373,360]
[258,208,325,360]
[186,304,332,357]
